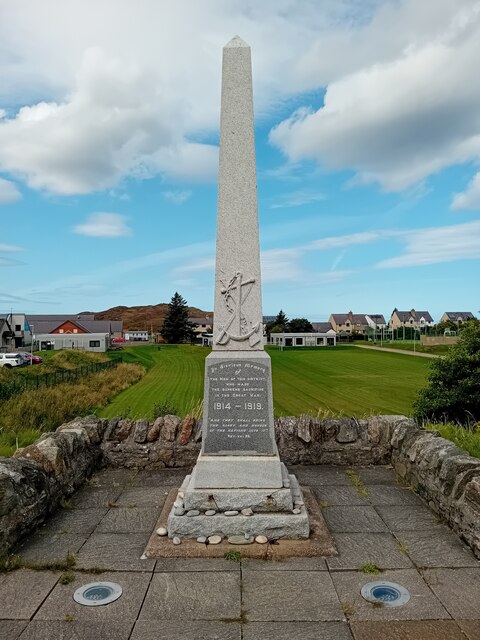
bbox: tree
[274,309,289,327]
[413,319,480,425]
[288,318,314,333]
[161,292,195,344]
[265,309,289,336]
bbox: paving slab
[0,569,59,620]
[457,620,480,640]
[366,485,423,506]
[288,465,350,486]
[423,568,480,618]
[0,621,27,640]
[395,529,480,567]
[15,533,87,565]
[131,620,241,639]
[241,557,327,571]
[314,485,369,506]
[350,620,466,639]
[130,469,191,487]
[354,466,396,485]
[375,505,441,531]
[242,570,343,621]
[43,508,108,535]
[243,621,352,639]
[331,569,450,621]
[113,486,170,508]
[95,507,158,533]
[75,533,155,572]
[154,558,240,572]
[18,620,134,639]
[70,487,123,509]
[138,572,241,621]
[34,571,150,622]
[323,506,388,533]
[326,533,413,570]
[88,468,138,487]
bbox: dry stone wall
[1,413,479,558]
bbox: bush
[414,320,480,425]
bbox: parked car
[0,353,24,368]
[111,337,125,343]
[21,353,43,365]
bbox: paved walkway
[1,466,479,639]
[355,344,439,358]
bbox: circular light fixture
[361,581,410,607]
[73,582,123,607]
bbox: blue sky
[1,0,479,322]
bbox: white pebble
[186,510,200,517]
[208,535,222,545]
[173,499,184,509]
[255,535,268,544]
[241,508,253,516]
[205,509,216,516]
[172,536,181,545]
[225,510,239,516]
[292,508,301,515]
[156,527,168,536]
[196,536,207,544]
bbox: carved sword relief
[215,271,261,347]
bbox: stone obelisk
[168,37,309,540]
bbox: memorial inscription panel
[203,360,275,455]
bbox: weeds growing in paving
[224,550,242,562]
[345,469,369,497]
[359,563,382,575]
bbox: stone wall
[391,422,480,559]
[1,413,479,559]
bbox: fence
[0,359,120,401]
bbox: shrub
[414,320,480,426]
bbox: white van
[0,353,24,368]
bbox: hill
[92,303,211,332]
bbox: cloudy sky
[1,0,479,321]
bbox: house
[329,312,370,335]
[269,328,337,347]
[124,330,149,341]
[365,314,387,330]
[35,332,109,352]
[440,312,475,325]
[389,309,435,330]
[0,313,32,349]
[189,316,213,341]
[27,314,123,339]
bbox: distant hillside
[92,304,212,332]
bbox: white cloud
[270,1,480,191]
[163,189,193,205]
[0,178,21,203]
[0,242,23,252]
[451,172,480,211]
[270,190,325,209]
[376,220,480,268]
[73,212,131,237]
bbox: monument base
[167,471,309,540]
[190,452,284,489]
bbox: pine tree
[274,309,289,327]
[161,292,195,344]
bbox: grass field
[100,344,431,419]
[368,340,452,356]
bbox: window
[89,340,100,348]
[59,329,64,333]
[73,329,78,333]
[15,324,21,331]
[295,337,303,346]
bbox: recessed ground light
[361,581,410,607]
[73,582,123,606]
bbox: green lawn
[100,344,431,419]
[369,340,452,356]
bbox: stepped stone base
[167,472,309,540]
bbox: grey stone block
[130,469,192,487]
[243,621,353,640]
[456,619,480,640]
[34,571,150,622]
[350,620,466,640]
[183,485,294,512]
[138,572,241,620]
[356,466,396,485]
[327,533,413,570]
[131,620,241,639]
[288,465,351,486]
[242,570,343,621]
[331,569,450,620]
[395,529,480,567]
[75,533,155,572]
[70,487,122,509]
[96,507,158,533]
[18,620,134,639]
[375,506,441,531]
[89,468,137,487]
[424,568,480,618]
[323,506,389,533]
[44,507,108,535]
[191,452,283,489]
[0,569,59,619]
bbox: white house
[125,330,149,341]
[269,331,337,347]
